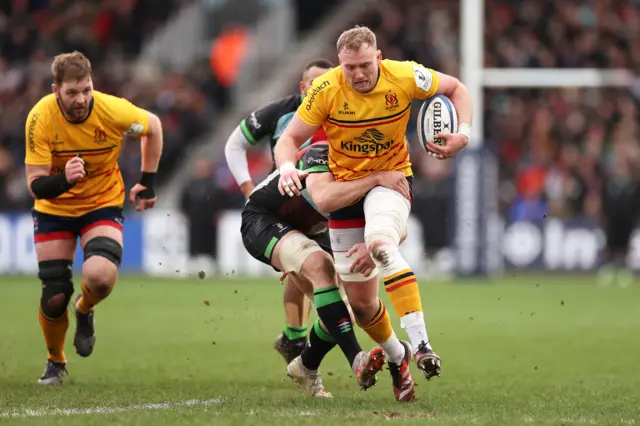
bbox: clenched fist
[65,156,85,184]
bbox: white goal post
[456,0,633,276]
[460,0,634,150]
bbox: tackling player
[25,51,163,385]
[274,26,473,388]
[225,59,333,363]
[242,142,410,397]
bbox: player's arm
[275,78,330,196]
[24,110,82,199]
[109,93,163,209]
[139,111,163,175]
[224,126,255,198]
[306,171,379,213]
[434,72,472,139]
[225,103,281,198]
[409,62,472,156]
[301,144,409,212]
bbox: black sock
[313,286,361,366]
[301,319,337,370]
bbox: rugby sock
[301,320,336,371]
[313,286,362,366]
[382,264,432,353]
[38,307,68,363]
[284,324,307,341]
[358,300,405,364]
[76,280,103,314]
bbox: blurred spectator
[180,158,231,274]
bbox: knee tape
[84,236,123,266]
[278,232,324,275]
[330,227,378,282]
[38,259,74,318]
[364,186,411,247]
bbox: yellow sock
[76,280,104,314]
[358,301,393,343]
[383,269,423,317]
[38,307,68,363]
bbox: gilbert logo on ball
[417,94,458,154]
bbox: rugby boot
[414,340,441,380]
[73,294,96,357]
[38,359,68,385]
[388,341,416,402]
[286,356,332,398]
[352,346,386,390]
[274,333,307,364]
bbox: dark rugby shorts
[240,203,331,272]
[32,206,124,243]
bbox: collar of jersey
[57,97,95,125]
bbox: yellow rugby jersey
[297,59,439,181]
[25,91,149,217]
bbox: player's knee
[82,260,116,298]
[83,237,121,297]
[84,236,123,266]
[38,259,74,318]
[367,241,400,269]
[349,296,379,323]
[300,250,335,282]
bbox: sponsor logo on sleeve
[413,64,433,93]
[28,113,40,153]
[125,123,144,135]
[305,80,330,111]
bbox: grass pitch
[0,274,638,425]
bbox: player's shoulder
[381,59,423,80]
[28,93,58,118]
[92,90,131,109]
[312,66,342,93]
[301,67,342,112]
[381,59,435,94]
[298,142,329,173]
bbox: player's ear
[51,83,58,95]
[376,50,382,63]
[299,81,305,94]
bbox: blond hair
[51,51,93,85]
[336,26,377,53]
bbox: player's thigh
[240,208,298,271]
[363,182,412,247]
[32,209,78,262]
[79,207,124,285]
[327,212,378,283]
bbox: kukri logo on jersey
[340,128,391,155]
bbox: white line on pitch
[0,398,223,419]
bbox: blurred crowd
[0,0,218,211]
[344,0,640,228]
[2,0,640,246]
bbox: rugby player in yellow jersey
[24,51,164,385]
[274,26,473,399]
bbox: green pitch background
[0,275,638,425]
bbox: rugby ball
[417,94,458,154]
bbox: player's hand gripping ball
[417,94,467,159]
